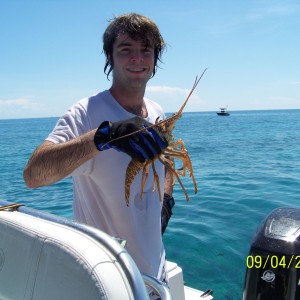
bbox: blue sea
[1,109,300,299]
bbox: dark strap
[161,194,175,235]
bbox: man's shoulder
[77,90,109,107]
[145,98,164,114]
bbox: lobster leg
[163,148,189,176]
[151,161,163,202]
[162,144,198,194]
[186,155,198,194]
[159,156,190,201]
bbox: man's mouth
[127,67,147,72]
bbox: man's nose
[130,50,144,63]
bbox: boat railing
[143,274,173,300]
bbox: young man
[24,13,174,284]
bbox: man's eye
[143,48,153,54]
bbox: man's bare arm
[23,129,98,188]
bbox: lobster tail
[125,159,145,206]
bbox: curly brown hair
[103,13,166,79]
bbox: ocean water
[1,109,300,299]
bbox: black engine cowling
[243,208,300,300]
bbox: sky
[1,0,300,119]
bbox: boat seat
[0,208,148,300]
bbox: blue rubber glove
[94,116,168,162]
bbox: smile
[127,67,147,72]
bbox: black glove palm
[94,116,168,162]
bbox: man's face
[111,33,155,89]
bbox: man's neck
[109,85,148,118]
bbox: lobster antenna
[177,68,207,115]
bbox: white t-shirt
[46,90,166,279]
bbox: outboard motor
[243,208,300,300]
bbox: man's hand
[94,116,168,162]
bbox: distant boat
[216,107,230,116]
